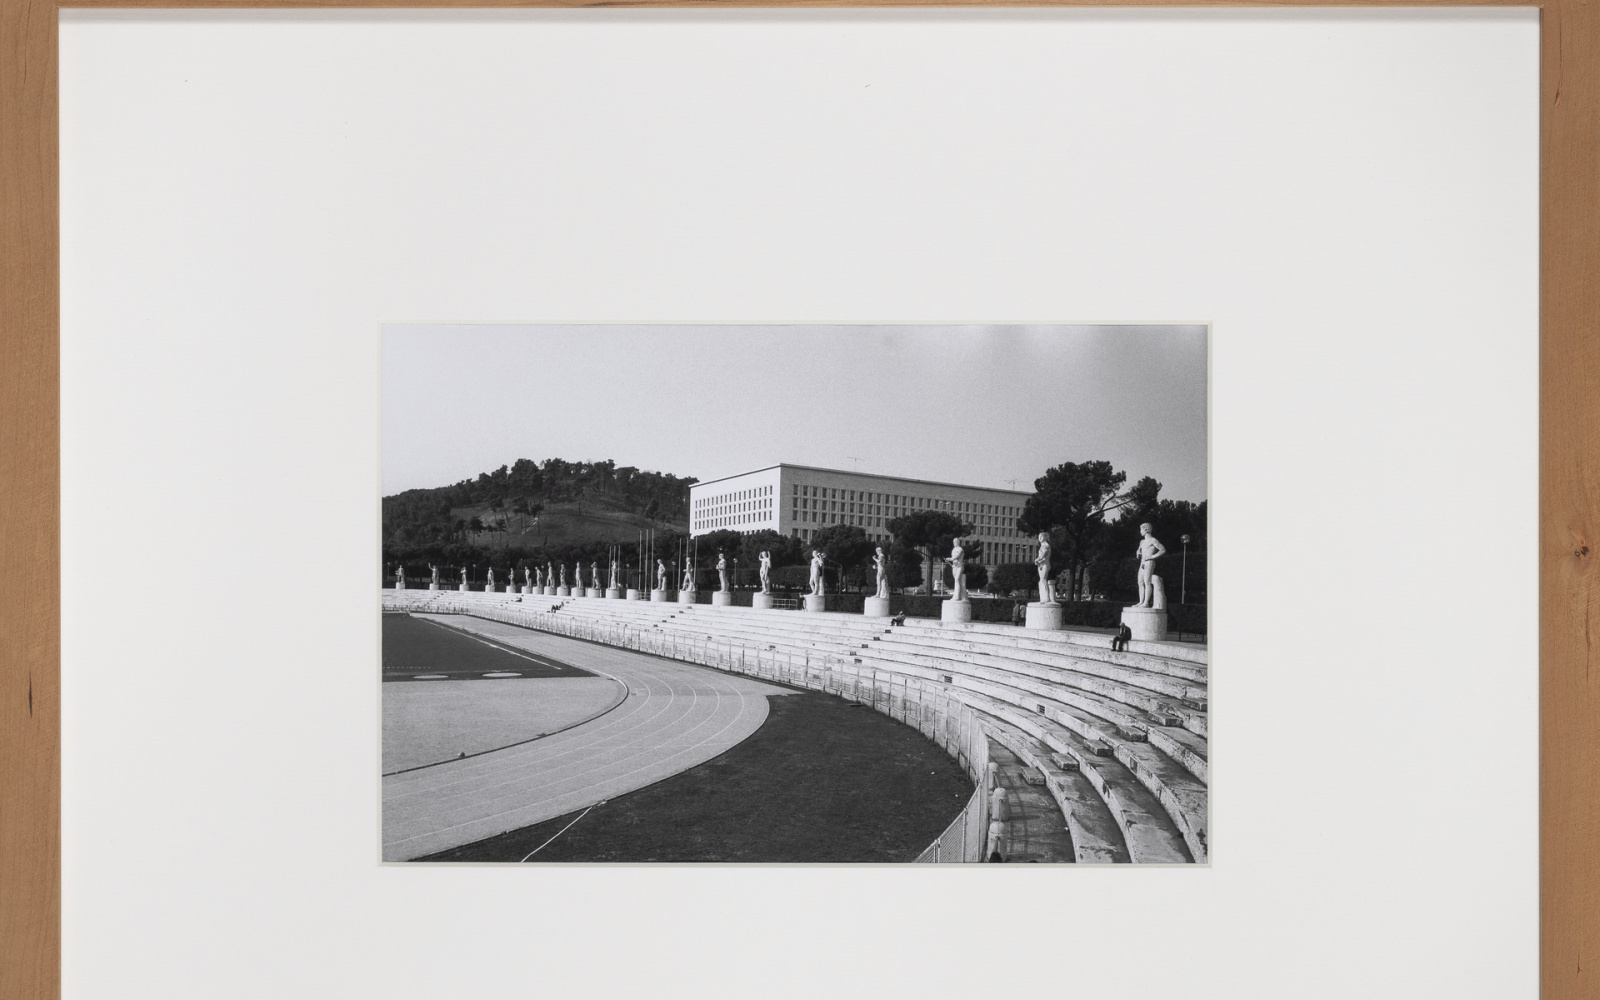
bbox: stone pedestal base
[584,587,601,598]
[606,588,622,599]
[712,591,733,607]
[803,594,826,613]
[1120,605,1167,641]
[941,599,973,624]
[650,589,668,603]
[751,593,775,610]
[429,584,439,591]
[863,596,892,618]
[678,590,698,605]
[458,584,470,592]
[626,589,641,601]
[556,586,571,596]
[1026,602,1064,630]
[394,583,405,590]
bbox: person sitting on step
[1112,621,1132,652]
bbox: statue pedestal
[1120,605,1167,641]
[586,587,602,598]
[394,583,405,590]
[650,589,668,603]
[712,591,733,607]
[606,588,622,599]
[556,587,571,597]
[941,599,973,624]
[862,596,892,618]
[458,584,469,592]
[803,595,826,613]
[1026,602,1064,630]
[678,590,698,605]
[751,593,775,610]
[429,584,438,591]
[626,589,641,601]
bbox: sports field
[383,614,622,773]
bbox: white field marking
[383,624,783,854]
[418,617,568,671]
[519,803,599,862]
[386,677,767,849]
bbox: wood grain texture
[0,0,59,996]
[1543,1,1600,997]
[3,3,1591,999]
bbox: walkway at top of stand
[383,614,795,861]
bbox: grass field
[418,689,975,863]
[382,614,591,680]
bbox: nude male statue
[395,565,404,585]
[559,564,567,587]
[429,564,439,585]
[873,546,889,599]
[808,549,825,597]
[1034,532,1055,604]
[524,566,532,588]
[656,559,667,591]
[535,566,543,589]
[758,551,771,594]
[461,566,468,585]
[681,562,695,592]
[716,552,729,592]
[1135,523,1168,608]
[486,567,495,590]
[545,562,554,588]
[610,558,619,589]
[590,561,600,590]
[946,539,968,601]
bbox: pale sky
[382,325,1208,502]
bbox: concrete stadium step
[918,618,1209,667]
[979,716,1129,863]
[958,693,1194,864]
[877,629,1206,700]
[890,621,1207,684]
[985,741,1076,863]
[867,639,1204,722]
[1149,726,1209,784]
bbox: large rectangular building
[688,463,1038,569]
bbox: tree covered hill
[383,458,696,572]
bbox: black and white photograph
[381,324,1208,863]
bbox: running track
[384,614,794,860]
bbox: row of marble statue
[394,524,1168,609]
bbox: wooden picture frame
[2,4,1588,997]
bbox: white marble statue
[1035,532,1056,604]
[717,552,729,592]
[590,561,600,589]
[574,563,585,590]
[946,539,967,601]
[681,562,695,592]
[460,566,468,585]
[808,549,825,597]
[559,564,567,587]
[1135,523,1168,608]
[429,564,439,585]
[873,546,889,600]
[395,565,404,585]
[486,567,495,590]
[758,551,771,594]
[524,566,532,588]
[656,559,668,591]
[610,558,619,589]
[535,566,543,588]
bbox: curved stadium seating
[382,587,1208,864]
